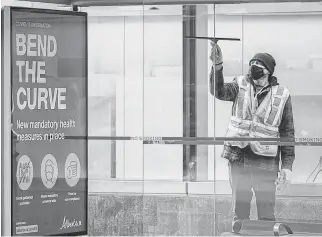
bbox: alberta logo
[60,216,82,230]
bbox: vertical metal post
[1,6,12,237]
[111,98,116,178]
[183,5,197,181]
[213,3,217,180]
[195,5,209,181]
[213,3,217,236]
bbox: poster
[10,7,87,236]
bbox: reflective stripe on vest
[235,76,252,119]
[225,76,290,157]
[264,85,290,126]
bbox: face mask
[250,65,265,80]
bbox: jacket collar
[269,76,279,86]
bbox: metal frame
[1,6,12,237]
[183,5,197,181]
[16,0,322,7]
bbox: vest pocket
[225,128,249,148]
[250,142,278,157]
[249,131,278,157]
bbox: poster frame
[2,5,12,237]
[1,6,88,237]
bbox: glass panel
[141,4,218,181]
[87,16,123,180]
[214,2,322,234]
[244,9,322,183]
[142,5,183,180]
[240,11,322,184]
[214,2,322,185]
[142,3,215,236]
[211,9,243,182]
[85,6,145,236]
[86,6,145,181]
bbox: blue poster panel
[10,7,87,236]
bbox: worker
[209,42,295,233]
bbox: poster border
[1,6,12,237]
[8,6,88,237]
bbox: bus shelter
[2,0,322,235]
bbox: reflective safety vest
[225,75,290,157]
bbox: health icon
[67,161,77,179]
[45,160,54,183]
[16,155,33,190]
[41,154,58,189]
[65,153,81,187]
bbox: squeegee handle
[185,36,240,42]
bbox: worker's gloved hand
[275,169,292,190]
[210,41,223,70]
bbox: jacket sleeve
[279,95,295,171]
[209,65,239,101]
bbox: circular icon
[16,155,33,190]
[65,153,81,187]
[41,154,58,189]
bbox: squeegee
[185,36,240,42]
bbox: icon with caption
[17,155,33,190]
[65,153,81,187]
[41,154,58,189]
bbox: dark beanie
[249,53,276,75]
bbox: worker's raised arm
[209,42,239,101]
